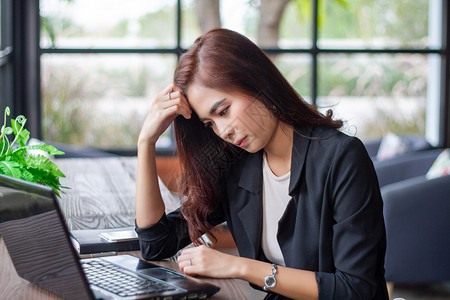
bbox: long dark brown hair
[173,28,342,241]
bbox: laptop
[0,174,220,300]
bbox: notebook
[70,226,140,254]
[0,174,220,300]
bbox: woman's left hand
[177,245,241,279]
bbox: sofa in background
[382,173,450,283]
[364,134,432,162]
[376,148,450,284]
[373,148,443,188]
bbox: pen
[79,251,118,259]
[194,233,213,248]
[169,233,214,262]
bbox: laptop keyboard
[81,260,177,298]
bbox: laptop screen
[0,174,94,300]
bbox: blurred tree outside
[257,0,291,47]
[195,0,221,33]
[194,0,290,48]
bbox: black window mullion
[441,0,450,148]
[311,0,319,107]
[13,0,40,138]
[40,48,181,54]
[1,0,13,110]
[176,0,182,56]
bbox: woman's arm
[314,136,387,299]
[135,83,191,228]
[135,83,193,260]
[135,142,165,227]
[178,246,318,300]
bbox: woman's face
[186,84,278,153]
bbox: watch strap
[263,263,278,291]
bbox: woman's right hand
[138,83,192,147]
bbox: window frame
[11,0,450,153]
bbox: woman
[135,28,388,300]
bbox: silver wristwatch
[263,263,278,291]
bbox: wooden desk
[0,235,265,300]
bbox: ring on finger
[189,259,192,266]
[168,92,172,100]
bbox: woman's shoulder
[298,126,368,159]
[310,126,364,146]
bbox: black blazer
[137,126,389,300]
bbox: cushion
[376,132,408,160]
[426,149,450,179]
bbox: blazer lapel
[289,127,313,197]
[235,150,264,259]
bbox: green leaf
[0,138,9,158]
[19,168,36,183]
[11,118,30,147]
[9,149,28,166]
[25,154,66,179]
[25,144,65,156]
[0,161,22,178]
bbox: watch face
[265,275,276,287]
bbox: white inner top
[261,153,291,266]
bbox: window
[39,0,180,153]
[17,0,450,152]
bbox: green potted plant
[0,107,67,196]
